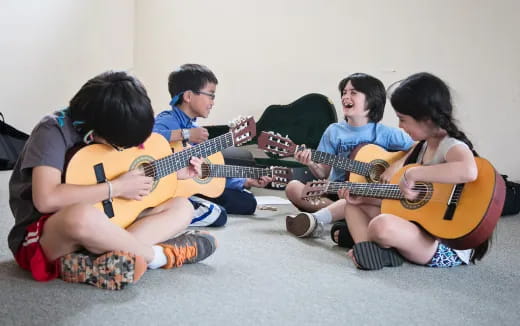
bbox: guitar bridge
[94,163,115,218]
[443,184,464,221]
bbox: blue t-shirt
[153,107,246,190]
[317,121,414,181]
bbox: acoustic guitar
[257,131,407,183]
[65,117,256,228]
[301,158,506,249]
[175,162,293,198]
[171,142,293,198]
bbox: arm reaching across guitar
[244,176,273,189]
[337,187,382,206]
[294,146,330,180]
[33,165,156,213]
[176,156,203,180]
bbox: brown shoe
[286,212,324,238]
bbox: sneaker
[159,230,217,269]
[286,212,324,238]
[59,250,146,290]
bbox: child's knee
[170,197,194,214]
[59,204,103,240]
[242,195,257,215]
[367,214,397,243]
[285,180,304,202]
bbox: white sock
[147,245,168,269]
[313,208,333,224]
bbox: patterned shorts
[426,243,464,268]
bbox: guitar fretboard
[325,181,405,199]
[152,133,234,180]
[308,149,372,176]
[203,164,273,179]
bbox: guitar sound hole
[367,160,389,183]
[200,170,210,179]
[141,163,156,178]
[401,182,432,209]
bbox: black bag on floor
[0,112,29,170]
[501,175,520,216]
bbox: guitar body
[348,144,407,183]
[382,158,505,249]
[171,142,226,198]
[65,133,178,228]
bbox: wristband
[106,180,113,202]
[181,128,190,141]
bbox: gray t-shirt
[415,136,473,264]
[8,111,82,254]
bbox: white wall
[0,0,134,132]
[134,0,520,179]
[1,0,518,179]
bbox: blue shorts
[426,243,464,268]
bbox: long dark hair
[390,72,488,262]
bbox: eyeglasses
[194,90,216,100]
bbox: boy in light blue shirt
[285,73,414,245]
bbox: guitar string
[140,121,255,178]
[140,132,235,178]
[263,138,373,175]
[201,165,291,180]
[311,183,464,204]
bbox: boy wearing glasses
[153,64,271,224]
[8,71,217,291]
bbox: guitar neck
[204,164,272,179]
[306,149,372,176]
[153,133,235,179]
[325,181,405,200]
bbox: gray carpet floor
[1,170,519,326]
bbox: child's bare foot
[346,248,361,268]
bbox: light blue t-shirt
[317,121,414,181]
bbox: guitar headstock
[301,180,330,205]
[269,166,293,189]
[229,116,256,146]
[257,131,298,157]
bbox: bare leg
[40,197,194,263]
[127,197,193,246]
[285,180,333,212]
[341,202,381,243]
[367,214,437,264]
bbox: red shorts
[14,215,60,282]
